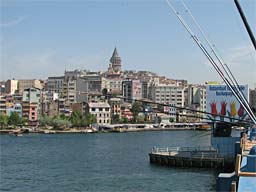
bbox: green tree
[112,114,120,124]
[39,115,51,126]
[169,118,175,122]
[0,114,8,129]
[52,116,71,130]
[70,110,82,127]
[131,102,141,123]
[102,88,108,96]
[84,113,97,127]
[8,112,22,126]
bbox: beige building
[149,84,185,119]
[18,79,42,94]
[5,80,18,94]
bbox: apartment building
[46,76,64,94]
[149,84,185,119]
[18,79,42,94]
[22,88,41,126]
[122,79,142,102]
[5,79,18,94]
[86,102,111,124]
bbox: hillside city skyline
[1,0,255,88]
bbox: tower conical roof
[111,47,120,58]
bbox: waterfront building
[109,98,122,120]
[5,79,18,94]
[46,76,64,95]
[22,88,41,126]
[86,102,111,124]
[22,102,38,126]
[122,79,142,102]
[149,83,185,119]
[18,79,42,94]
[7,103,22,118]
[120,102,133,121]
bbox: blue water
[0,131,217,192]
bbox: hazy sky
[1,0,256,88]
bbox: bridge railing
[152,146,217,153]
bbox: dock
[149,146,225,168]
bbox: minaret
[110,47,122,72]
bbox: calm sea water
[0,130,218,192]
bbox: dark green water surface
[0,131,217,192]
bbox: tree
[102,88,108,96]
[0,114,8,129]
[52,117,71,130]
[70,110,82,127]
[112,114,120,124]
[39,115,51,126]
[131,102,141,123]
[8,112,22,126]
[84,113,97,127]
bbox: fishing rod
[180,0,255,124]
[165,0,256,124]
[106,94,254,125]
[234,0,256,50]
[69,89,254,124]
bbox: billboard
[206,85,249,122]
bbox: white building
[87,102,111,124]
[149,84,185,119]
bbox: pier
[149,146,225,168]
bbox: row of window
[98,119,109,123]
[91,108,110,112]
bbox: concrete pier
[149,146,225,168]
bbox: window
[105,108,109,111]
[99,108,103,111]
[92,108,95,111]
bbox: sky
[1,0,256,88]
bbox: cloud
[225,45,256,66]
[0,16,27,28]
[1,50,64,80]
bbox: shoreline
[0,127,210,135]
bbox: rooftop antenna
[165,0,256,124]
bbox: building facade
[87,102,111,124]
[5,80,18,94]
[18,79,42,94]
